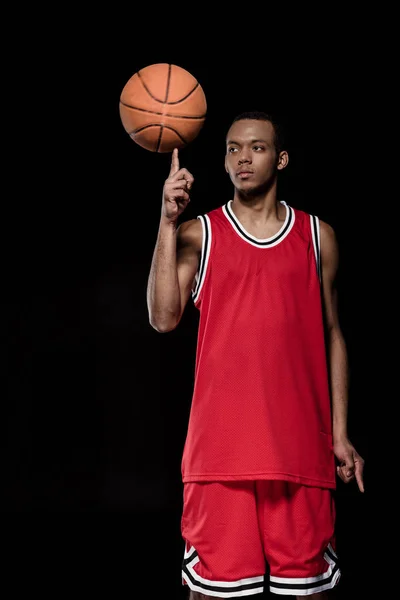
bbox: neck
[232,188,282,223]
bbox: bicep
[176,221,201,316]
[176,247,199,312]
[320,220,340,330]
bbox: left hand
[333,438,365,492]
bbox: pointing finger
[355,470,364,493]
[169,148,180,177]
[354,456,365,493]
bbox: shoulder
[319,219,339,273]
[177,217,202,253]
[319,219,338,250]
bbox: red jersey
[180,200,336,489]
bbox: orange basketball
[119,63,207,153]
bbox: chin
[238,184,260,196]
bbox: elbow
[325,323,346,348]
[150,321,177,333]
[327,322,343,338]
[148,312,180,333]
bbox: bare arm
[320,221,349,440]
[147,217,201,332]
[146,148,201,333]
[320,219,365,492]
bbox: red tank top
[181,200,336,489]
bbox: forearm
[147,217,181,332]
[327,326,350,441]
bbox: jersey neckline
[222,200,295,248]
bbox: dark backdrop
[5,29,375,599]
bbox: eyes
[227,145,265,153]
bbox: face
[225,119,288,194]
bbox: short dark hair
[229,111,286,155]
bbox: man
[147,111,364,598]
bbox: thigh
[181,481,266,597]
[256,481,340,596]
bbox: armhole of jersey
[192,214,212,304]
[310,214,321,282]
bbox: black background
[4,21,377,598]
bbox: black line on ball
[133,69,202,105]
[129,123,188,146]
[120,104,206,120]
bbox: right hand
[162,148,194,222]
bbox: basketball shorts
[181,480,340,597]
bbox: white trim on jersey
[310,214,321,282]
[182,545,264,598]
[192,214,212,304]
[222,200,295,248]
[269,544,340,596]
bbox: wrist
[332,426,348,443]
[160,215,178,229]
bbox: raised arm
[320,219,365,492]
[146,149,202,333]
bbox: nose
[238,150,252,165]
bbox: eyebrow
[226,138,269,145]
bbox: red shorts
[181,480,340,597]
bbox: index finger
[355,459,365,493]
[169,148,179,176]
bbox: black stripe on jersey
[192,215,209,303]
[270,566,339,593]
[310,214,321,280]
[269,544,340,595]
[225,201,293,246]
[182,547,264,596]
[325,545,338,563]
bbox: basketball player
[146,112,365,598]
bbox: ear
[224,155,229,173]
[277,151,289,171]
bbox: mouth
[237,171,254,179]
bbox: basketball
[119,63,207,153]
